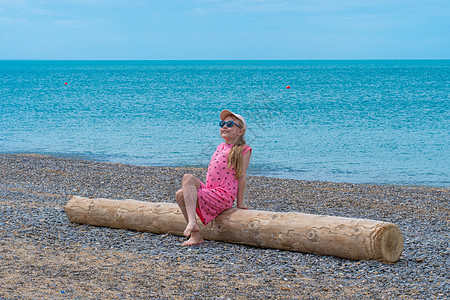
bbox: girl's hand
[237,205,249,209]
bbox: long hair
[227,118,246,179]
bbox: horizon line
[1,58,449,61]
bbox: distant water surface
[0,60,448,187]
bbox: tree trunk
[65,196,403,263]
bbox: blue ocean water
[0,60,449,187]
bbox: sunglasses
[219,120,242,129]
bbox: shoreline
[4,151,448,189]
[0,153,448,299]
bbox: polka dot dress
[196,143,252,225]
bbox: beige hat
[220,109,247,131]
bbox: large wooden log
[65,196,404,263]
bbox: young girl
[175,109,252,246]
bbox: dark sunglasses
[219,120,242,129]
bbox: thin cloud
[0,16,24,25]
[187,0,291,15]
[31,8,60,16]
[53,19,87,28]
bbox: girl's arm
[236,150,251,209]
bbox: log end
[64,195,90,224]
[376,223,404,263]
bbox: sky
[0,0,449,60]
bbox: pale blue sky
[0,0,448,59]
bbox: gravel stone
[0,153,448,299]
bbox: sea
[0,60,448,187]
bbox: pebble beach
[0,153,448,299]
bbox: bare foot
[183,222,200,238]
[181,231,204,246]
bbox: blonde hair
[226,118,247,179]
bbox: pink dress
[196,143,252,225]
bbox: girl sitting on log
[175,109,252,246]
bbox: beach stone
[0,153,448,299]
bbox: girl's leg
[179,174,204,245]
[175,189,188,222]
